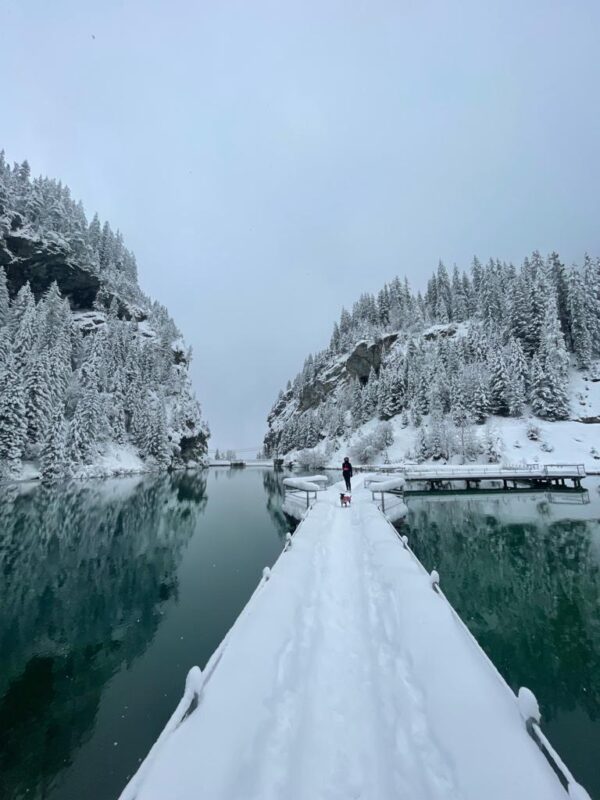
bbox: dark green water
[1,472,599,799]
[0,468,293,800]
[405,482,600,800]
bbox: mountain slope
[264,254,600,466]
[0,152,208,482]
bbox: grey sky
[2,0,599,450]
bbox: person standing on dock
[342,457,353,491]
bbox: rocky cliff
[0,153,209,481]
[264,254,600,465]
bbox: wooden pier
[399,463,586,492]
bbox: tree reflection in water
[404,489,600,797]
[262,468,298,537]
[0,472,207,800]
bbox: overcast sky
[1,0,600,450]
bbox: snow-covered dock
[399,462,586,490]
[120,478,588,800]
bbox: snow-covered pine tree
[106,369,127,445]
[583,255,600,356]
[568,267,592,369]
[483,425,502,463]
[363,368,378,420]
[470,373,491,424]
[350,378,365,429]
[504,337,527,417]
[25,350,53,445]
[414,426,429,463]
[0,327,10,367]
[129,391,152,455]
[0,267,9,327]
[12,292,39,369]
[68,384,102,463]
[0,360,28,474]
[451,385,474,463]
[376,367,393,419]
[530,299,570,420]
[488,350,509,415]
[147,399,171,468]
[428,410,450,460]
[8,283,35,337]
[40,406,68,485]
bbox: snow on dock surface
[399,463,585,481]
[122,479,573,800]
[282,477,322,492]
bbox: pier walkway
[397,463,586,490]
[121,478,587,800]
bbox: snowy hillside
[0,152,209,483]
[263,254,600,466]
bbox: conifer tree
[488,351,509,415]
[584,255,600,356]
[148,400,171,468]
[68,385,101,463]
[414,426,429,462]
[451,394,473,464]
[40,407,68,485]
[0,266,9,327]
[363,368,379,419]
[415,371,429,416]
[568,267,592,369]
[8,283,35,336]
[0,362,27,473]
[25,350,53,444]
[88,212,102,253]
[530,300,570,419]
[350,379,365,428]
[471,375,491,424]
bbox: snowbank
[2,444,160,486]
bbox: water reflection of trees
[262,469,297,537]
[405,497,600,722]
[0,472,207,800]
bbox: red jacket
[342,461,353,476]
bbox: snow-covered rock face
[0,152,209,482]
[72,310,107,335]
[1,219,101,309]
[344,333,399,381]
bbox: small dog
[340,493,352,507]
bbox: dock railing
[283,476,328,509]
[542,463,586,476]
[391,463,586,479]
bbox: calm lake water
[1,470,599,799]
[405,481,600,800]
[0,468,294,800]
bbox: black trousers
[344,474,351,491]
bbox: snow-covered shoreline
[285,410,600,476]
[0,444,208,489]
